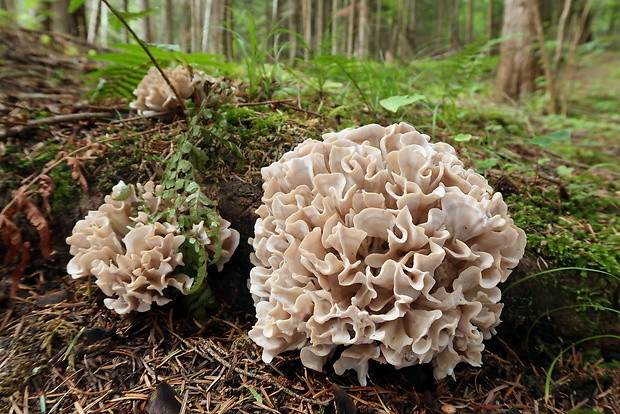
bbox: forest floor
[1,25,619,414]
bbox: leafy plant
[226,9,288,101]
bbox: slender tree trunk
[487,0,494,54]
[162,0,173,44]
[407,0,417,49]
[346,0,355,57]
[202,0,213,52]
[332,0,339,54]
[554,0,572,74]
[466,0,474,44]
[272,0,279,51]
[356,0,367,56]
[87,0,101,44]
[138,0,152,43]
[437,0,444,40]
[316,0,324,52]
[99,3,109,47]
[530,0,558,112]
[224,0,233,60]
[288,0,298,62]
[561,0,593,115]
[302,0,311,59]
[120,0,128,43]
[448,0,459,47]
[374,0,382,56]
[495,0,538,100]
[608,4,619,35]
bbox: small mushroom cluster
[249,123,526,384]
[130,65,236,116]
[67,181,239,314]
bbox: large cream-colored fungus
[249,123,526,385]
[67,181,239,314]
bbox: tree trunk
[331,0,339,54]
[554,0,572,74]
[487,0,494,55]
[495,0,538,100]
[99,3,109,47]
[87,0,101,44]
[346,0,355,57]
[287,0,299,62]
[302,0,311,59]
[561,0,593,115]
[162,0,173,44]
[138,0,152,43]
[315,0,324,52]
[466,0,474,44]
[437,0,444,40]
[356,0,367,56]
[530,0,559,113]
[120,0,128,43]
[448,0,459,47]
[608,3,620,35]
[202,0,213,53]
[407,0,416,49]
[272,0,280,51]
[224,0,233,61]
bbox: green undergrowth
[509,177,620,277]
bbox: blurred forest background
[2,0,619,113]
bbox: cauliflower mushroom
[130,65,236,116]
[248,122,526,384]
[67,181,240,314]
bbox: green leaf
[185,181,200,193]
[246,386,263,404]
[453,133,472,142]
[476,157,498,170]
[531,129,571,146]
[68,0,86,13]
[180,140,193,154]
[379,94,426,112]
[556,165,574,177]
[108,9,158,31]
[112,185,132,201]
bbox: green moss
[49,165,82,215]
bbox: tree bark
[346,0,355,57]
[554,0,572,75]
[495,0,538,100]
[87,0,101,44]
[202,0,213,53]
[99,3,109,47]
[448,0,459,47]
[316,0,324,52]
[530,0,559,113]
[138,0,153,43]
[561,0,593,115]
[466,0,474,44]
[356,0,367,56]
[224,0,233,61]
[437,0,444,40]
[302,0,311,59]
[332,0,339,54]
[162,0,173,44]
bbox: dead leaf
[0,213,24,264]
[10,241,30,297]
[66,156,88,192]
[15,195,53,258]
